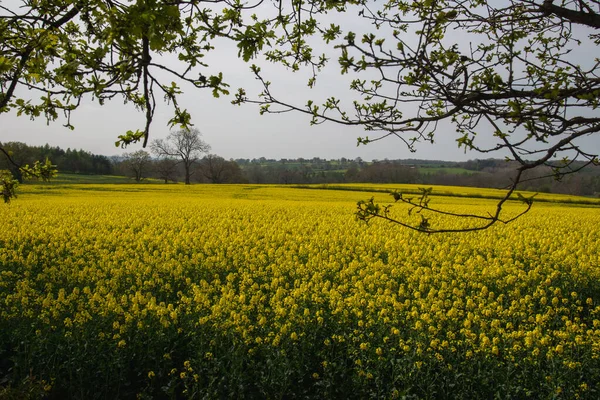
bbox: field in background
[21,178,600,205]
[1,184,599,398]
[26,173,163,185]
[292,183,600,206]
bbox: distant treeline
[234,158,600,196]
[2,142,599,196]
[0,142,112,181]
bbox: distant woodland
[0,142,112,181]
[1,142,599,197]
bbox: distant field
[24,173,163,184]
[2,184,599,398]
[18,180,600,203]
[290,183,600,206]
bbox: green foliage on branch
[0,0,311,149]
[0,170,18,204]
[21,158,58,182]
[356,185,537,234]
[0,158,57,203]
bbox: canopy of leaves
[0,0,327,147]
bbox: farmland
[1,184,600,398]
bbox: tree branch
[541,0,600,29]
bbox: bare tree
[199,154,228,183]
[198,154,245,183]
[123,150,152,182]
[151,129,210,185]
[154,158,179,184]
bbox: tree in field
[0,0,324,200]
[151,128,210,184]
[240,0,600,232]
[154,157,179,184]
[198,154,245,183]
[123,150,152,182]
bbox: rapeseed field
[1,184,599,398]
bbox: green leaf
[115,130,146,148]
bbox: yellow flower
[555,345,564,354]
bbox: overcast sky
[1,2,598,162]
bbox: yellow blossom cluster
[0,184,599,398]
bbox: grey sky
[1,40,469,161]
[1,1,598,163]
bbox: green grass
[23,173,164,185]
